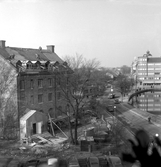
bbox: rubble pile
[0,132,69,159]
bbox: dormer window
[26,61,33,69]
[35,61,41,69]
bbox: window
[57,106,62,116]
[57,92,61,100]
[38,79,43,88]
[20,93,25,106]
[30,79,34,89]
[20,80,25,90]
[57,77,61,85]
[20,93,25,102]
[48,78,52,87]
[48,93,52,101]
[30,95,34,104]
[38,94,43,103]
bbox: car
[105,156,123,167]
[69,158,80,167]
[108,94,115,99]
[114,99,120,104]
[19,158,67,167]
[106,105,114,112]
[88,157,99,167]
[78,158,88,167]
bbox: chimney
[47,45,55,53]
[0,40,6,48]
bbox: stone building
[0,40,71,130]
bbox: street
[116,103,161,138]
[99,88,161,139]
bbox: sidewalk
[122,102,161,127]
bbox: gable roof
[0,45,63,67]
[20,109,36,122]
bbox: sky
[1,0,161,67]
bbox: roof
[147,57,161,63]
[0,45,63,67]
[20,109,36,122]
[43,51,63,63]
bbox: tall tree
[114,74,132,101]
[120,65,131,75]
[58,54,100,144]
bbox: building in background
[0,40,71,136]
[131,51,161,112]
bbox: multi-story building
[131,51,161,112]
[0,40,70,124]
[133,51,161,89]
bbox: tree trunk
[74,108,78,145]
[68,116,74,144]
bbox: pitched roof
[9,47,49,61]
[20,109,36,122]
[0,45,63,67]
[42,51,63,63]
[0,47,10,59]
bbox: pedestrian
[148,117,151,123]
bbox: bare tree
[57,54,100,144]
[114,74,132,101]
[0,58,17,139]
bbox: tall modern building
[131,51,161,112]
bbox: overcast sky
[1,0,161,67]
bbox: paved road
[99,94,161,139]
[115,103,161,139]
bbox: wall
[26,111,47,137]
[17,71,69,119]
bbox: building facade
[131,51,161,112]
[0,40,70,121]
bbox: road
[116,103,161,138]
[99,93,161,139]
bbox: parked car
[69,158,80,167]
[78,158,89,167]
[19,158,68,167]
[98,156,110,167]
[106,156,123,167]
[114,99,120,104]
[88,157,99,167]
[106,105,114,112]
[108,94,115,99]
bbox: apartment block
[131,51,161,112]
